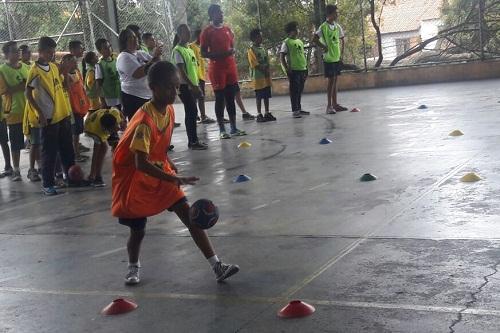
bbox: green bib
[98,57,120,99]
[85,64,99,99]
[0,63,29,116]
[249,46,269,81]
[320,22,341,63]
[285,38,307,71]
[173,45,199,86]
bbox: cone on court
[360,173,377,182]
[234,174,251,183]
[460,172,481,182]
[418,104,428,109]
[449,130,464,137]
[238,141,252,149]
[351,108,361,113]
[101,298,138,315]
[278,300,316,319]
[319,138,332,145]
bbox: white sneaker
[125,265,140,285]
[213,261,240,282]
[326,106,336,114]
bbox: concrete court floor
[1,79,500,333]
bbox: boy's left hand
[170,163,178,174]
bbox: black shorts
[72,114,84,135]
[121,91,149,121]
[8,123,25,151]
[0,119,8,144]
[324,61,342,78]
[118,197,188,231]
[255,86,272,99]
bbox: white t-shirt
[116,51,152,100]
[315,22,345,40]
[95,64,121,107]
[173,49,188,85]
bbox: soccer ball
[190,199,219,230]
[68,165,84,182]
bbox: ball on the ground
[68,165,84,182]
[190,199,219,230]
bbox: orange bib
[67,70,90,116]
[111,105,185,218]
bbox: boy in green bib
[313,4,347,114]
[280,21,309,119]
[0,41,30,181]
[248,29,275,123]
[172,24,208,150]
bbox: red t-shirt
[200,25,237,69]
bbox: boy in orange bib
[112,61,239,285]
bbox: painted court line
[281,157,475,299]
[2,286,500,317]
[91,247,127,258]
[251,204,268,211]
[308,182,330,191]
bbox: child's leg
[289,72,299,112]
[198,81,207,119]
[235,90,248,114]
[58,117,76,174]
[214,89,226,132]
[298,72,307,110]
[173,202,215,259]
[264,97,270,114]
[327,77,335,108]
[0,120,12,171]
[256,96,262,115]
[95,142,108,179]
[41,123,59,188]
[88,142,99,180]
[224,85,237,131]
[332,75,338,107]
[127,228,145,264]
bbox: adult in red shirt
[200,4,246,139]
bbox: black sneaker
[242,112,256,121]
[299,110,310,115]
[168,145,175,151]
[264,113,276,121]
[0,167,13,178]
[67,179,91,188]
[256,114,266,123]
[174,122,181,128]
[92,177,106,188]
[213,261,240,282]
[200,117,216,124]
[189,142,208,150]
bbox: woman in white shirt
[116,28,162,120]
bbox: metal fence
[0,0,497,77]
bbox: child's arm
[174,52,201,97]
[340,37,345,62]
[312,34,328,53]
[280,52,289,76]
[134,151,198,186]
[25,85,47,127]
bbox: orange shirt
[111,102,184,219]
[66,70,90,116]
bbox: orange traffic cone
[101,298,138,315]
[278,300,315,318]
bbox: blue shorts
[255,86,272,99]
[8,123,25,151]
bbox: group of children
[0,3,346,284]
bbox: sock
[207,255,220,268]
[128,261,140,268]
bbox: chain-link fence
[0,0,497,77]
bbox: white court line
[2,286,500,317]
[176,228,189,234]
[0,274,24,283]
[309,182,330,191]
[91,247,126,258]
[270,199,281,204]
[251,204,268,210]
